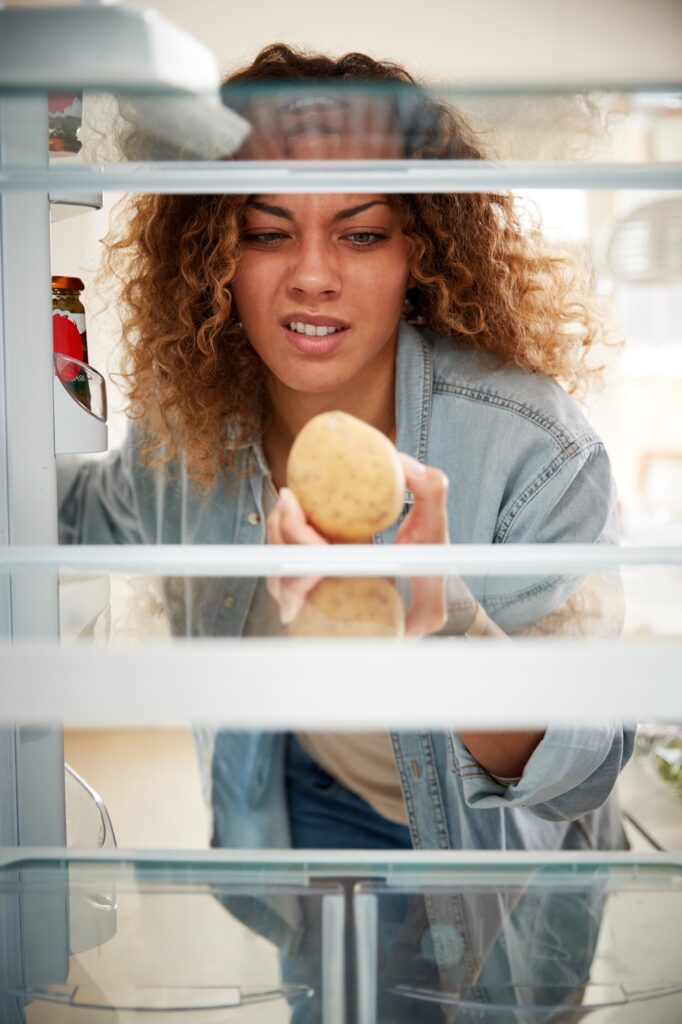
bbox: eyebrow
[246,200,390,222]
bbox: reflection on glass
[73,79,682,165]
[41,39,673,169]
[0,858,341,1024]
[1,857,680,1024]
[354,869,660,1023]
[221,75,637,165]
[13,562,672,645]
[48,92,83,157]
[160,569,625,642]
[287,577,406,637]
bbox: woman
[60,43,633,1017]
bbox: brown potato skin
[288,577,405,637]
[286,411,406,542]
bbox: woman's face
[235,91,405,161]
[230,193,413,398]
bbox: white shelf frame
[1,544,679,726]
[2,542,682,575]
[1,636,681,728]
[2,845,679,873]
[3,160,682,194]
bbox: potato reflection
[287,577,405,637]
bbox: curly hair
[103,43,612,487]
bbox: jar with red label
[52,276,91,410]
[48,93,82,156]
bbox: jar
[48,93,83,156]
[52,275,91,410]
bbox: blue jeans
[285,733,413,850]
[283,736,437,1023]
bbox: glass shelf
[5,161,682,195]
[1,82,681,192]
[0,850,680,1023]
[0,545,680,726]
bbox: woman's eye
[344,232,388,247]
[242,232,287,245]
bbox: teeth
[287,322,343,337]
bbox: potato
[288,577,405,637]
[286,411,406,541]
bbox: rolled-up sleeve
[450,723,635,821]
[456,438,635,820]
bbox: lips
[281,313,350,329]
[282,318,349,356]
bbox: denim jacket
[59,320,633,865]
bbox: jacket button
[223,595,235,610]
[247,512,261,525]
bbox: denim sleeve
[58,430,147,544]
[449,724,635,821]
[457,441,634,819]
[479,443,621,633]
[497,441,618,546]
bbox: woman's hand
[266,454,453,635]
[266,487,327,623]
[267,486,328,548]
[394,454,450,636]
[394,453,450,546]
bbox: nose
[287,236,341,301]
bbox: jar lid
[52,275,85,291]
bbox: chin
[292,379,346,396]
[280,371,349,396]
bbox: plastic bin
[0,853,680,1023]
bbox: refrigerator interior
[1,1,681,1021]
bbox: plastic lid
[52,275,85,291]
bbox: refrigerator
[1,2,681,1021]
